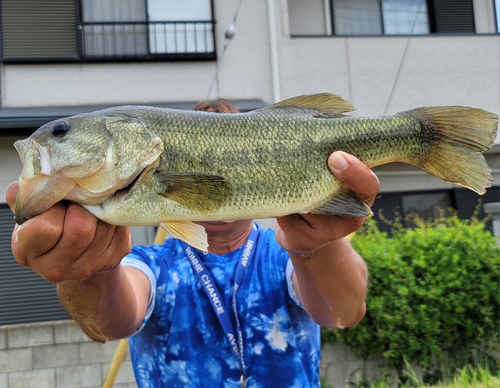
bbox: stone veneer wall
[0,321,136,388]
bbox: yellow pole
[102,226,167,388]
[102,339,129,388]
[153,226,167,245]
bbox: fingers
[12,198,131,284]
[277,213,364,255]
[302,213,364,242]
[6,181,18,212]
[77,225,131,278]
[14,202,67,266]
[328,152,380,205]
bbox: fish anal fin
[161,221,208,252]
[156,171,233,212]
[310,186,373,217]
[269,93,355,115]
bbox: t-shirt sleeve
[121,245,161,335]
[285,258,303,307]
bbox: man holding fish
[6,148,376,387]
[6,93,497,387]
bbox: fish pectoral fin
[156,171,233,212]
[161,221,208,252]
[310,185,373,217]
[267,93,355,115]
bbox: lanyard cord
[182,224,259,382]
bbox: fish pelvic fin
[407,106,499,195]
[310,184,373,217]
[161,221,208,252]
[267,93,355,115]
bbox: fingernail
[330,153,348,173]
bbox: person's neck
[196,220,254,255]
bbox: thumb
[328,151,380,205]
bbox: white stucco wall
[277,35,500,117]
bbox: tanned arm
[6,183,150,342]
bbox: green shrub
[322,215,500,381]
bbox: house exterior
[0,0,498,332]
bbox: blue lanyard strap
[182,224,259,381]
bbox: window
[147,0,214,54]
[288,0,329,35]
[0,0,216,62]
[401,191,452,227]
[496,0,500,32]
[81,0,148,57]
[288,0,478,36]
[332,0,382,36]
[382,0,429,35]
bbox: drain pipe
[267,0,281,103]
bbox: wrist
[57,264,122,293]
[287,238,344,260]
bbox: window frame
[0,0,217,64]
[290,0,498,38]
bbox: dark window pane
[432,0,475,33]
[402,191,452,227]
[333,0,382,35]
[382,0,429,35]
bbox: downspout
[267,0,281,103]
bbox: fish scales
[110,109,431,223]
[13,93,498,251]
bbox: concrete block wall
[321,343,398,387]
[0,319,401,388]
[0,321,137,388]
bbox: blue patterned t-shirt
[122,226,321,388]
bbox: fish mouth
[15,160,156,225]
[15,173,76,225]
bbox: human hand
[275,151,380,258]
[6,182,131,285]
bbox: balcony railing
[79,20,216,61]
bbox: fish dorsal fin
[269,93,355,115]
[161,221,208,252]
[310,184,372,217]
[156,170,233,213]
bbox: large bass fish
[14,93,499,251]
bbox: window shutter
[432,0,475,33]
[1,0,78,60]
[0,206,69,325]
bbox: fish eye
[51,121,71,138]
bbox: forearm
[57,266,142,342]
[290,237,367,328]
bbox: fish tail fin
[407,106,498,194]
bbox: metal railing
[79,20,216,61]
